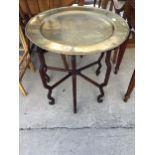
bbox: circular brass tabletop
[26,6,129,55]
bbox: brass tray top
[26,6,129,55]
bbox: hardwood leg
[43,66,50,83]
[19,82,27,96]
[114,35,129,74]
[112,48,118,64]
[94,0,97,7]
[97,51,111,102]
[97,86,105,103]
[71,56,77,113]
[61,54,69,69]
[124,70,135,102]
[78,0,84,6]
[98,0,102,8]
[127,31,135,48]
[101,0,109,9]
[96,52,105,76]
[109,0,114,11]
[102,50,112,86]
[37,48,50,83]
[37,48,55,105]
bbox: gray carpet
[19,48,135,129]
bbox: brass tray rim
[26,6,129,56]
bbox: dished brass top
[26,6,129,55]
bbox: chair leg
[114,38,128,74]
[28,56,35,72]
[61,54,69,69]
[19,82,27,96]
[124,70,135,102]
[114,31,131,74]
[29,61,35,72]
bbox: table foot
[96,52,104,76]
[96,69,101,76]
[97,86,104,103]
[124,95,130,102]
[114,67,118,74]
[48,89,55,105]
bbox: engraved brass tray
[26,6,129,55]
